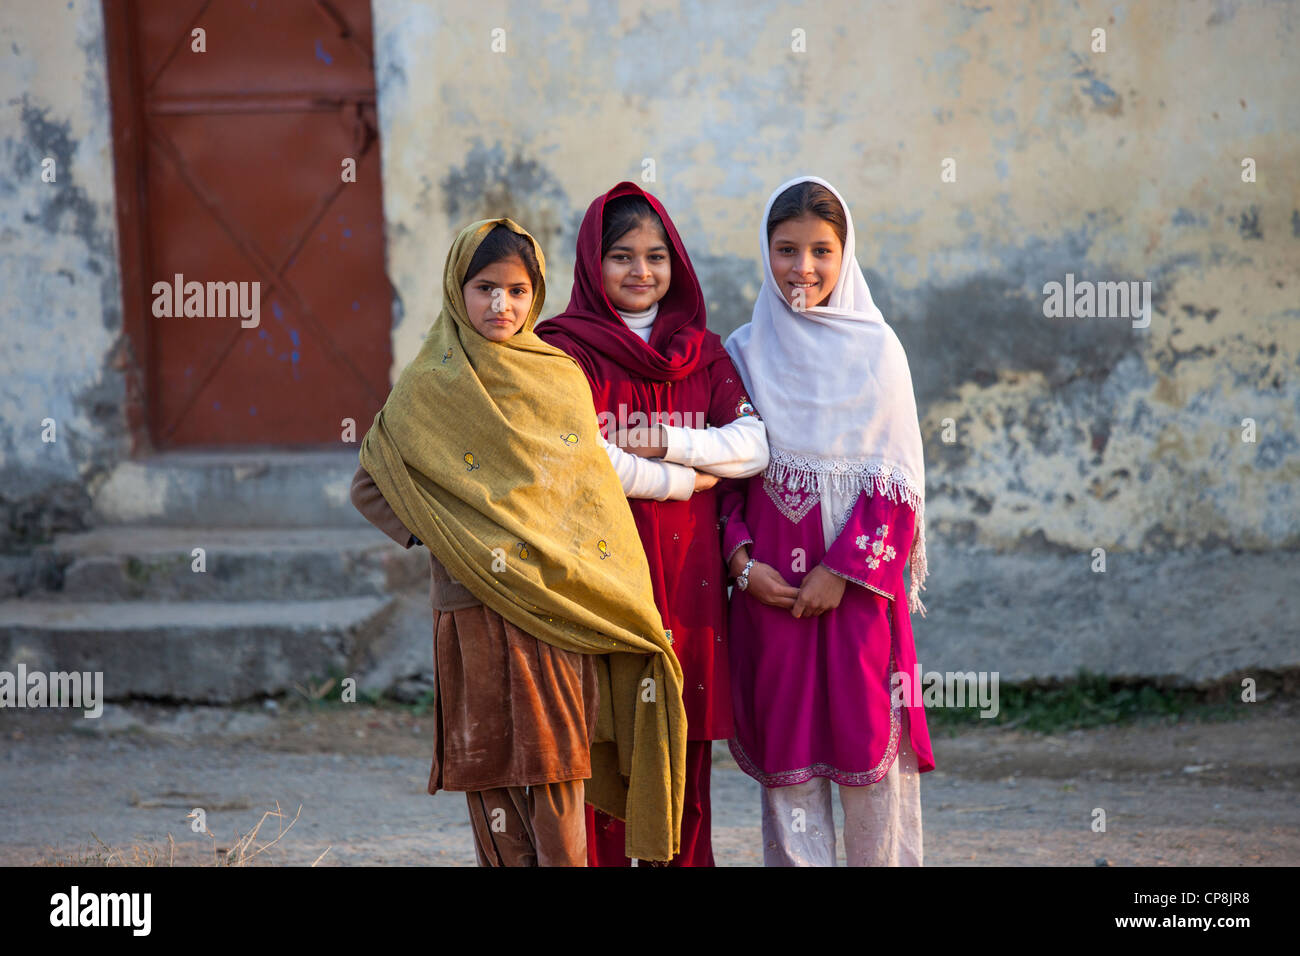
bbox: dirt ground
[2,699,1297,866]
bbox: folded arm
[660,414,769,479]
[600,436,696,501]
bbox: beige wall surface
[0,0,123,547]
[373,0,1299,553]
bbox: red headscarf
[538,181,743,753]
[538,182,718,383]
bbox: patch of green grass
[923,669,1275,734]
[279,668,1290,736]
[409,688,438,717]
[277,669,386,710]
[124,555,186,583]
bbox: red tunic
[538,181,750,742]
[541,182,756,866]
[579,344,751,739]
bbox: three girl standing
[352,176,933,867]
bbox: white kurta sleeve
[601,436,697,501]
[659,414,769,478]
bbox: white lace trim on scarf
[767,446,929,617]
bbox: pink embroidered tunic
[721,475,936,787]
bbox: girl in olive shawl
[351,219,686,865]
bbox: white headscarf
[725,175,929,615]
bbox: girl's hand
[791,564,847,618]
[693,469,720,493]
[747,561,799,609]
[613,425,666,459]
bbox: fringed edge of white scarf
[908,505,928,619]
[768,449,929,617]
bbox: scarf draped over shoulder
[359,218,686,860]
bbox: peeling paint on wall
[1,1,124,550]
[373,0,1299,553]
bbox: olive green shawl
[358,218,686,860]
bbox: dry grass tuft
[38,801,331,867]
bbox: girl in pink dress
[721,176,935,866]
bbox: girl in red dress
[538,182,769,865]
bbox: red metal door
[106,0,392,448]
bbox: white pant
[760,713,923,867]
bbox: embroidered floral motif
[858,524,898,570]
[764,474,820,525]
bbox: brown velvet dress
[349,465,599,792]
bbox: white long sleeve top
[597,305,769,500]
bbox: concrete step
[0,596,397,704]
[91,450,370,528]
[45,526,427,602]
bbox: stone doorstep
[0,596,398,704]
[46,526,427,601]
[90,450,370,528]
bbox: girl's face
[601,222,671,313]
[768,214,843,310]
[462,257,534,342]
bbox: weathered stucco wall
[373,0,1299,555]
[0,1,124,557]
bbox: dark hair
[600,195,669,257]
[766,182,848,246]
[463,224,542,290]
